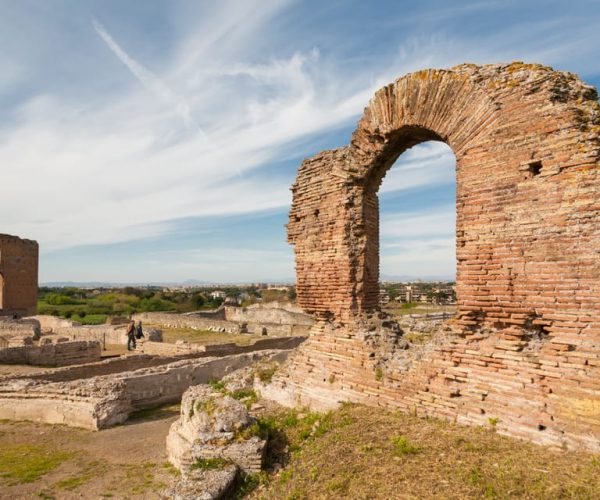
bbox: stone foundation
[0,338,101,366]
[0,349,293,430]
[32,315,163,346]
[135,302,314,337]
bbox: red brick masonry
[0,234,38,317]
[273,63,600,451]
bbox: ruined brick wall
[289,62,600,328]
[276,63,600,451]
[0,234,38,317]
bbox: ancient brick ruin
[0,234,38,317]
[269,63,600,451]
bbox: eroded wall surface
[276,63,600,450]
[0,234,38,317]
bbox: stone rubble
[166,371,269,499]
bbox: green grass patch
[196,398,217,416]
[230,388,259,408]
[391,435,420,455]
[55,473,92,490]
[72,314,107,325]
[191,457,231,470]
[256,366,277,383]
[232,471,267,499]
[162,462,181,477]
[209,379,227,393]
[0,444,74,484]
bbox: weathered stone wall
[139,336,306,357]
[133,312,241,333]
[32,315,162,346]
[0,318,41,341]
[0,338,101,366]
[0,350,291,430]
[0,234,38,317]
[276,63,600,451]
[135,307,313,336]
[224,302,313,326]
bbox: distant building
[209,290,226,300]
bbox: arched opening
[377,140,457,314]
[359,126,459,314]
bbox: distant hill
[40,278,295,288]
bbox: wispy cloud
[1,1,599,281]
[93,19,200,131]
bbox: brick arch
[289,63,600,332]
[274,63,600,450]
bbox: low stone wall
[0,350,291,429]
[224,302,314,327]
[32,315,78,332]
[0,338,101,366]
[139,336,306,357]
[0,318,41,340]
[135,305,314,337]
[31,316,162,347]
[133,312,240,334]
[0,354,184,383]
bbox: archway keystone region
[270,63,600,451]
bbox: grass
[151,325,263,345]
[207,379,259,409]
[256,366,277,384]
[382,303,456,317]
[391,435,420,455]
[71,314,107,325]
[54,474,92,490]
[191,457,231,470]
[0,444,73,484]
[252,404,600,499]
[230,388,259,408]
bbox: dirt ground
[0,364,52,377]
[0,405,181,499]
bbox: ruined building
[0,234,38,318]
[265,63,600,451]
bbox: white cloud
[381,207,455,240]
[381,237,455,278]
[1,1,599,282]
[380,142,455,194]
[380,205,456,278]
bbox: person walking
[126,319,136,351]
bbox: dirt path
[0,405,180,499]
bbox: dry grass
[382,303,456,317]
[251,404,600,499]
[148,324,264,345]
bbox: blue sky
[1,0,599,283]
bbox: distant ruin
[0,234,38,318]
[268,63,600,451]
